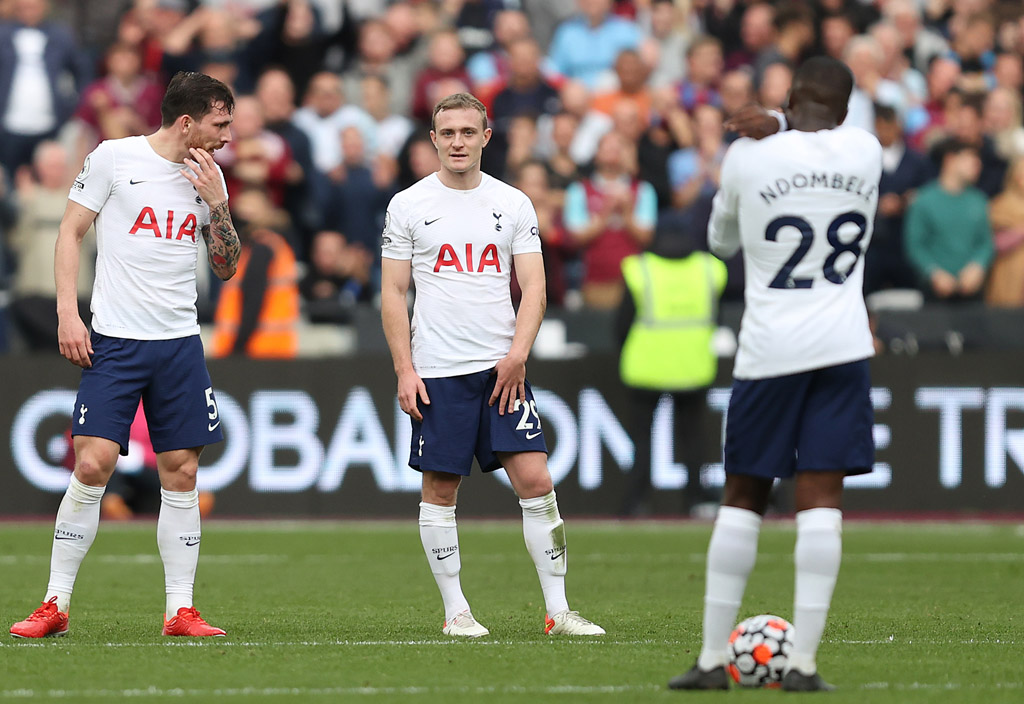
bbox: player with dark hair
[670,56,882,691]
[10,71,239,639]
[381,93,604,638]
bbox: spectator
[465,9,532,90]
[640,0,692,88]
[160,6,260,90]
[512,160,573,307]
[74,42,163,146]
[637,86,692,209]
[293,71,376,177]
[215,95,301,211]
[719,68,755,120]
[491,38,560,135]
[904,138,993,302]
[758,61,792,110]
[983,86,1024,162]
[543,110,582,198]
[7,141,93,351]
[0,0,88,173]
[820,12,857,62]
[592,49,653,127]
[300,230,373,310]
[948,12,996,93]
[396,133,440,190]
[871,21,927,111]
[992,51,1023,92]
[325,126,396,252]
[908,56,962,150]
[342,18,416,118]
[246,0,328,97]
[546,0,642,90]
[986,158,1024,307]
[255,67,319,248]
[843,35,905,133]
[753,2,815,87]
[560,79,613,165]
[360,75,414,160]
[677,36,724,113]
[883,0,949,74]
[564,130,656,309]
[668,104,726,214]
[864,104,931,294]
[951,92,1008,197]
[411,29,471,124]
[726,2,775,72]
[502,114,541,180]
[211,189,299,359]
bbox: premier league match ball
[727,614,794,688]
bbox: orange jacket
[211,229,299,358]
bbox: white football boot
[442,611,489,638]
[545,610,606,635]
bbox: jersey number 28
[765,211,867,289]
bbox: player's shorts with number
[408,369,547,475]
[723,358,874,479]
[72,332,224,455]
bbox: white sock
[157,488,201,616]
[697,505,762,671]
[419,502,470,622]
[789,507,843,676]
[520,491,570,615]
[45,475,105,613]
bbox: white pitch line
[1,637,1015,649]
[0,684,656,699]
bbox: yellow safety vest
[619,251,727,390]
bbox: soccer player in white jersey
[669,57,882,692]
[381,93,604,638]
[10,72,240,639]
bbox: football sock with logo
[789,507,843,676]
[157,488,201,616]
[697,505,763,671]
[520,491,570,615]
[418,502,470,622]
[45,475,106,613]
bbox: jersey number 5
[765,211,868,289]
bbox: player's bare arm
[54,201,99,368]
[182,147,239,280]
[723,103,781,139]
[490,251,546,415]
[381,257,430,422]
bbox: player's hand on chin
[724,103,781,140]
[181,147,227,208]
[58,314,93,368]
[489,354,527,416]
[397,369,430,422]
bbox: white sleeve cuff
[769,110,787,132]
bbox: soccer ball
[727,614,794,688]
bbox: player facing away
[9,72,240,639]
[381,93,604,638]
[668,56,882,692]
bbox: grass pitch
[1,519,1022,703]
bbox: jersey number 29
[765,211,867,289]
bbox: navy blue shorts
[724,359,874,479]
[72,332,224,455]
[409,369,548,476]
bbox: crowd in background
[2,0,1024,355]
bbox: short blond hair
[431,92,488,132]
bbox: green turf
[1,520,1022,703]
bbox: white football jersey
[382,172,542,378]
[68,136,224,340]
[709,124,882,379]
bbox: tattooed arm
[202,201,240,280]
[181,146,239,280]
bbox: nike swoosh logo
[424,218,442,226]
[129,179,146,185]
[184,540,200,547]
[525,431,542,440]
[549,549,566,561]
[54,536,78,540]
[436,551,456,560]
[208,421,221,432]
